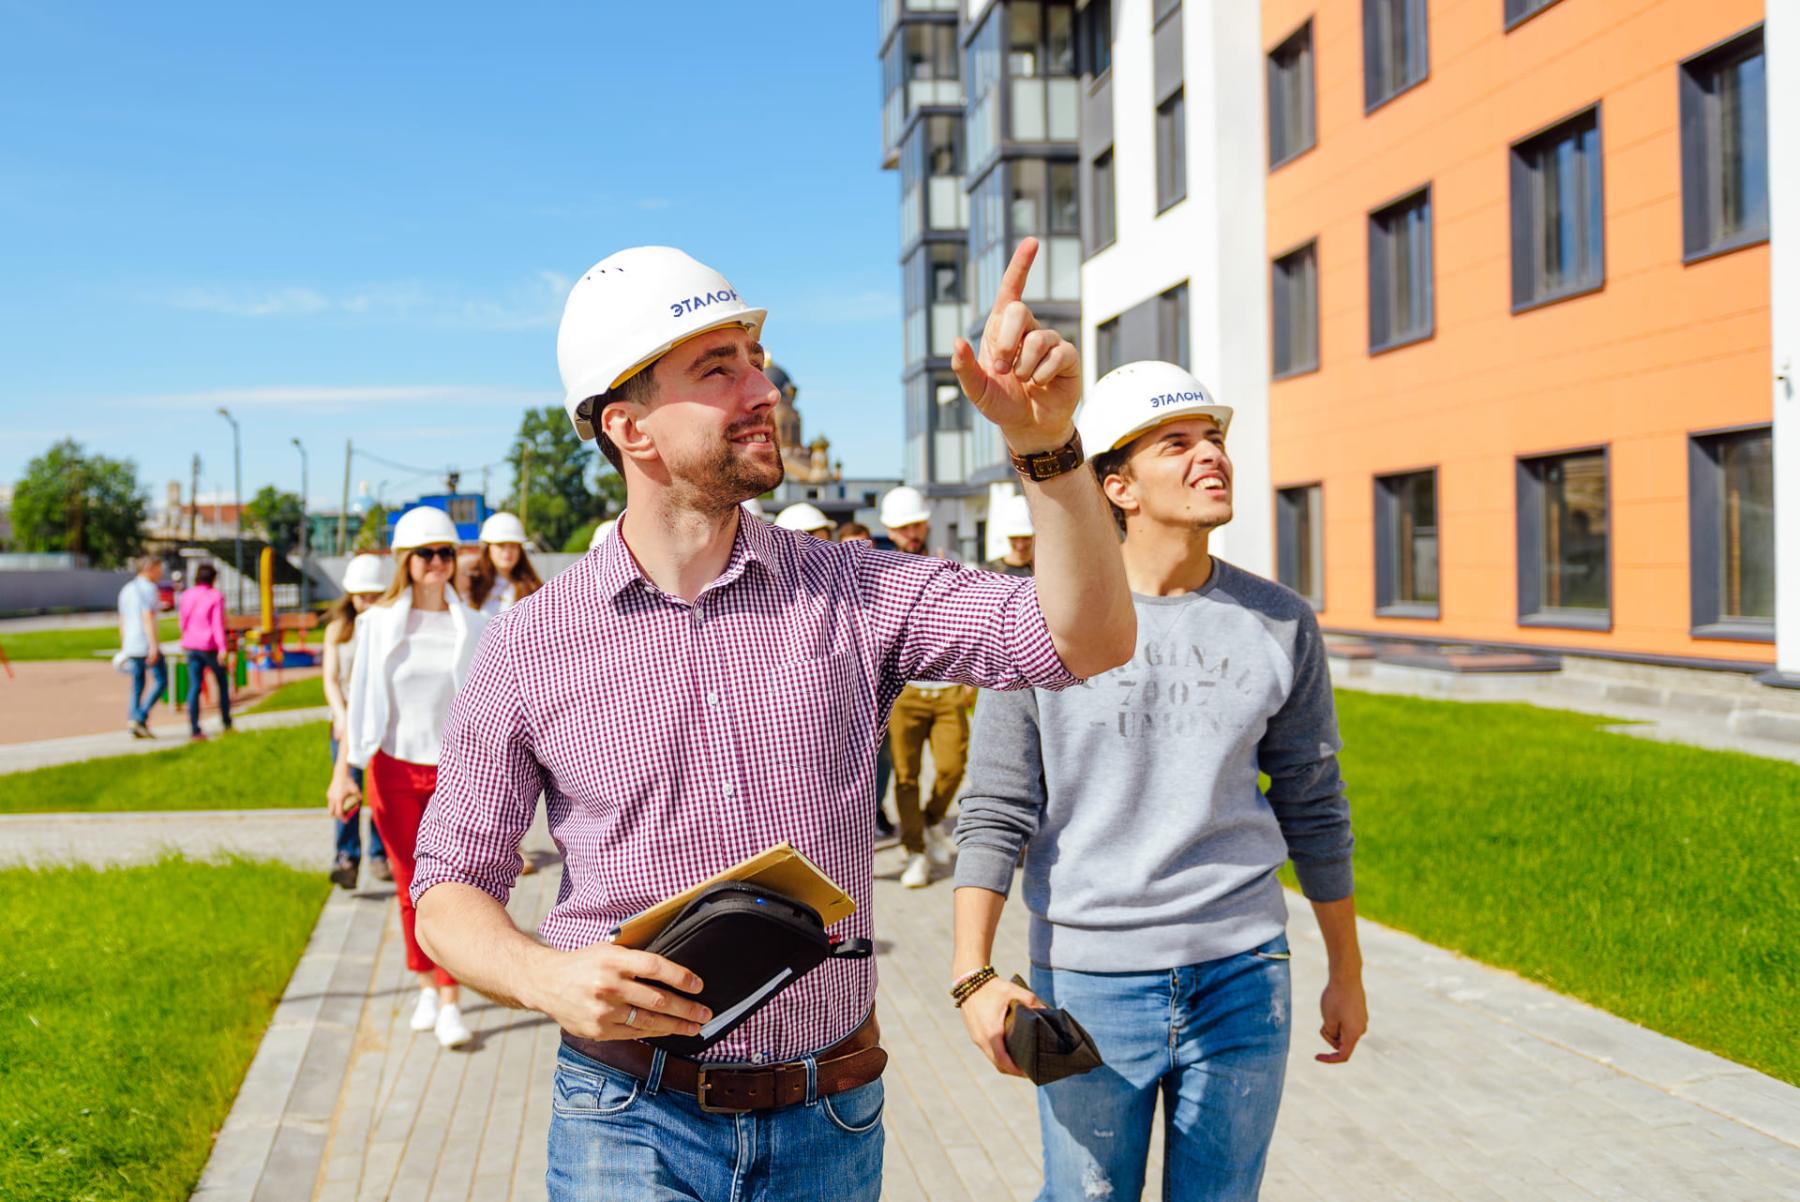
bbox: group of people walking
[115,556,234,741]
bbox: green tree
[244,486,306,555]
[351,504,388,553]
[504,407,599,551]
[11,439,148,568]
[563,519,600,553]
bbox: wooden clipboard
[612,842,856,949]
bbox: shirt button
[722,783,735,798]
[706,691,719,706]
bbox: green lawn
[0,617,180,662]
[0,721,332,814]
[0,856,327,1202]
[1328,690,1800,1086]
[245,675,326,714]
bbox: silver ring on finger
[624,1006,638,1029]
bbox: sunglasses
[410,545,458,563]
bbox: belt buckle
[695,1067,751,1115]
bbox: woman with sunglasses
[328,507,486,1050]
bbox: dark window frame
[1368,185,1435,354]
[1268,20,1317,169]
[1271,240,1321,379]
[1374,468,1442,618]
[1679,25,1769,264]
[1503,0,1563,30]
[1095,316,1123,377]
[1090,144,1117,254]
[1510,105,1606,313]
[1516,445,1612,630]
[1157,281,1190,369]
[1156,87,1187,213]
[1276,482,1326,610]
[1688,423,1776,641]
[1363,0,1429,113]
[1080,0,1113,80]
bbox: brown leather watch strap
[561,1013,887,1114]
[1009,428,1085,482]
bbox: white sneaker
[409,987,440,1032]
[900,853,931,889]
[925,823,955,869]
[435,1002,473,1050]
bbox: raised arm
[952,238,1134,679]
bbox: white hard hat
[340,553,389,594]
[391,506,460,551]
[879,486,931,530]
[775,502,833,534]
[996,494,1035,539]
[479,511,528,545]
[1075,361,1234,456]
[742,497,768,521]
[557,246,768,439]
[588,518,617,551]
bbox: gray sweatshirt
[953,559,1354,972]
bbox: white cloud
[142,384,555,413]
[154,271,572,331]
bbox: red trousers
[367,751,456,987]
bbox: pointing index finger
[989,236,1039,319]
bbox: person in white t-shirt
[476,511,543,615]
[118,556,166,738]
[328,508,486,1050]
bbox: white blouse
[383,608,458,765]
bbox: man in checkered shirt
[411,240,1135,1202]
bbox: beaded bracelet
[950,965,998,1008]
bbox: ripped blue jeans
[1029,933,1292,1202]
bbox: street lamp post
[292,437,310,613]
[217,407,243,613]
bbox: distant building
[147,481,246,543]
[764,362,902,527]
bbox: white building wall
[1079,0,1270,578]
[1771,2,1799,681]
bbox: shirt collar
[594,507,775,605]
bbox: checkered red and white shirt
[412,514,1077,1063]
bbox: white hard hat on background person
[340,554,389,595]
[479,512,528,545]
[1075,361,1233,456]
[391,506,460,551]
[742,497,768,521]
[996,494,1035,540]
[589,518,617,551]
[775,502,833,534]
[879,486,931,530]
[557,246,768,439]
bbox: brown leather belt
[560,1014,887,1114]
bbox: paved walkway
[181,817,1798,1202]
[0,703,332,774]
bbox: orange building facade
[1263,0,1774,667]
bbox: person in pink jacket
[177,563,233,742]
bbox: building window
[883,21,961,153]
[1368,187,1433,352]
[1268,21,1315,169]
[1154,0,1180,25]
[1689,426,1774,638]
[1090,146,1116,252]
[1363,0,1428,110]
[1080,0,1111,78]
[1504,0,1561,27]
[1680,26,1768,261]
[1375,470,1439,616]
[1007,0,1080,143]
[1156,88,1186,212]
[971,159,1082,310]
[1510,107,1604,310]
[1276,484,1324,608]
[1271,242,1319,378]
[1517,449,1609,627]
[1157,282,1189,369]
[903,242,968,366]
[1096,317,1122,376]
[966,9,1004,170]
[900,115,967,247]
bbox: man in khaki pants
[879,485,970,888]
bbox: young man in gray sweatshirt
[951,360,1368,1202]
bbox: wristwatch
[1009,428,1085,482]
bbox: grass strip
[244,675,326,714]
[0,721,332,814]
[1330,690,1799,1086]
[0,618,180,662]
[0,856,328,1201]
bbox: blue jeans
[546,1041,884,1202]
[1030,934,1293,1202]
[126,655,168,724]
[327,736,380,862]
[185,650,232,735]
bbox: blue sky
[0,1,901,511]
